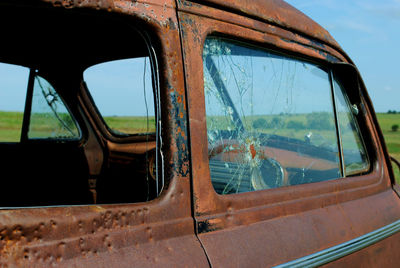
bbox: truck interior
[0,3,162,207]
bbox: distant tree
[306,112,332,130]
[252,118,268,129]
[287,120,305,130]
[270,116,284,128]
[392,124,399,132]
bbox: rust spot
[249,144,256,159]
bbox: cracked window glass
[333,78,369,175]
[29,75,79,139]
[203,37,341,194]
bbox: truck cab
[0,0,399,267]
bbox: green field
[376,113,400,182]
[0,111,24,142]
[0,110,398,180]
[0,111,155,141]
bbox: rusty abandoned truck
[0,0,400,267]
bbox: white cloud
[356,0,400,20]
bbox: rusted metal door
[178,1,400,266]
[0,0,209,267]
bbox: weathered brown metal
[177,1,400,267]
[176,0,349,62]
[179,0,341,50]
[0,0,399,267]
[0,0,208,267]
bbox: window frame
[21,70,82,142]
[80,27,162,145]
[83,57,156,138]
[78,25,165,197]
[180,11,392,267]
[201,36,371,195]
[0,64,82,144]
[331,71,371,177]
[0,5,176,208]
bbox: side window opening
[203,37,369,195]
[82,46,163,204]
[0,63,86,207]
[0,58,162,207]
[0,63,79,142]
[84,57,155,137]
[0,7,163,207]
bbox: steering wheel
[208,135,287,193]
[251,158,286,190]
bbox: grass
[103,116,156,134]
[376,113,400,182]
[0,111,155,140]
[0,111,23,142]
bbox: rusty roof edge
[179,0,352,61]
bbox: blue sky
[285,0,400,112]
[1,2,398,115]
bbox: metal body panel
[178,0,341,51]
[0,0,398,266]
[0,0,209,267]
[178,3,400,267]
[177,1,346,63]
[0,201,207,267]
[275,219,400,267]
[197,190,400,267]
[321,231,400,267]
